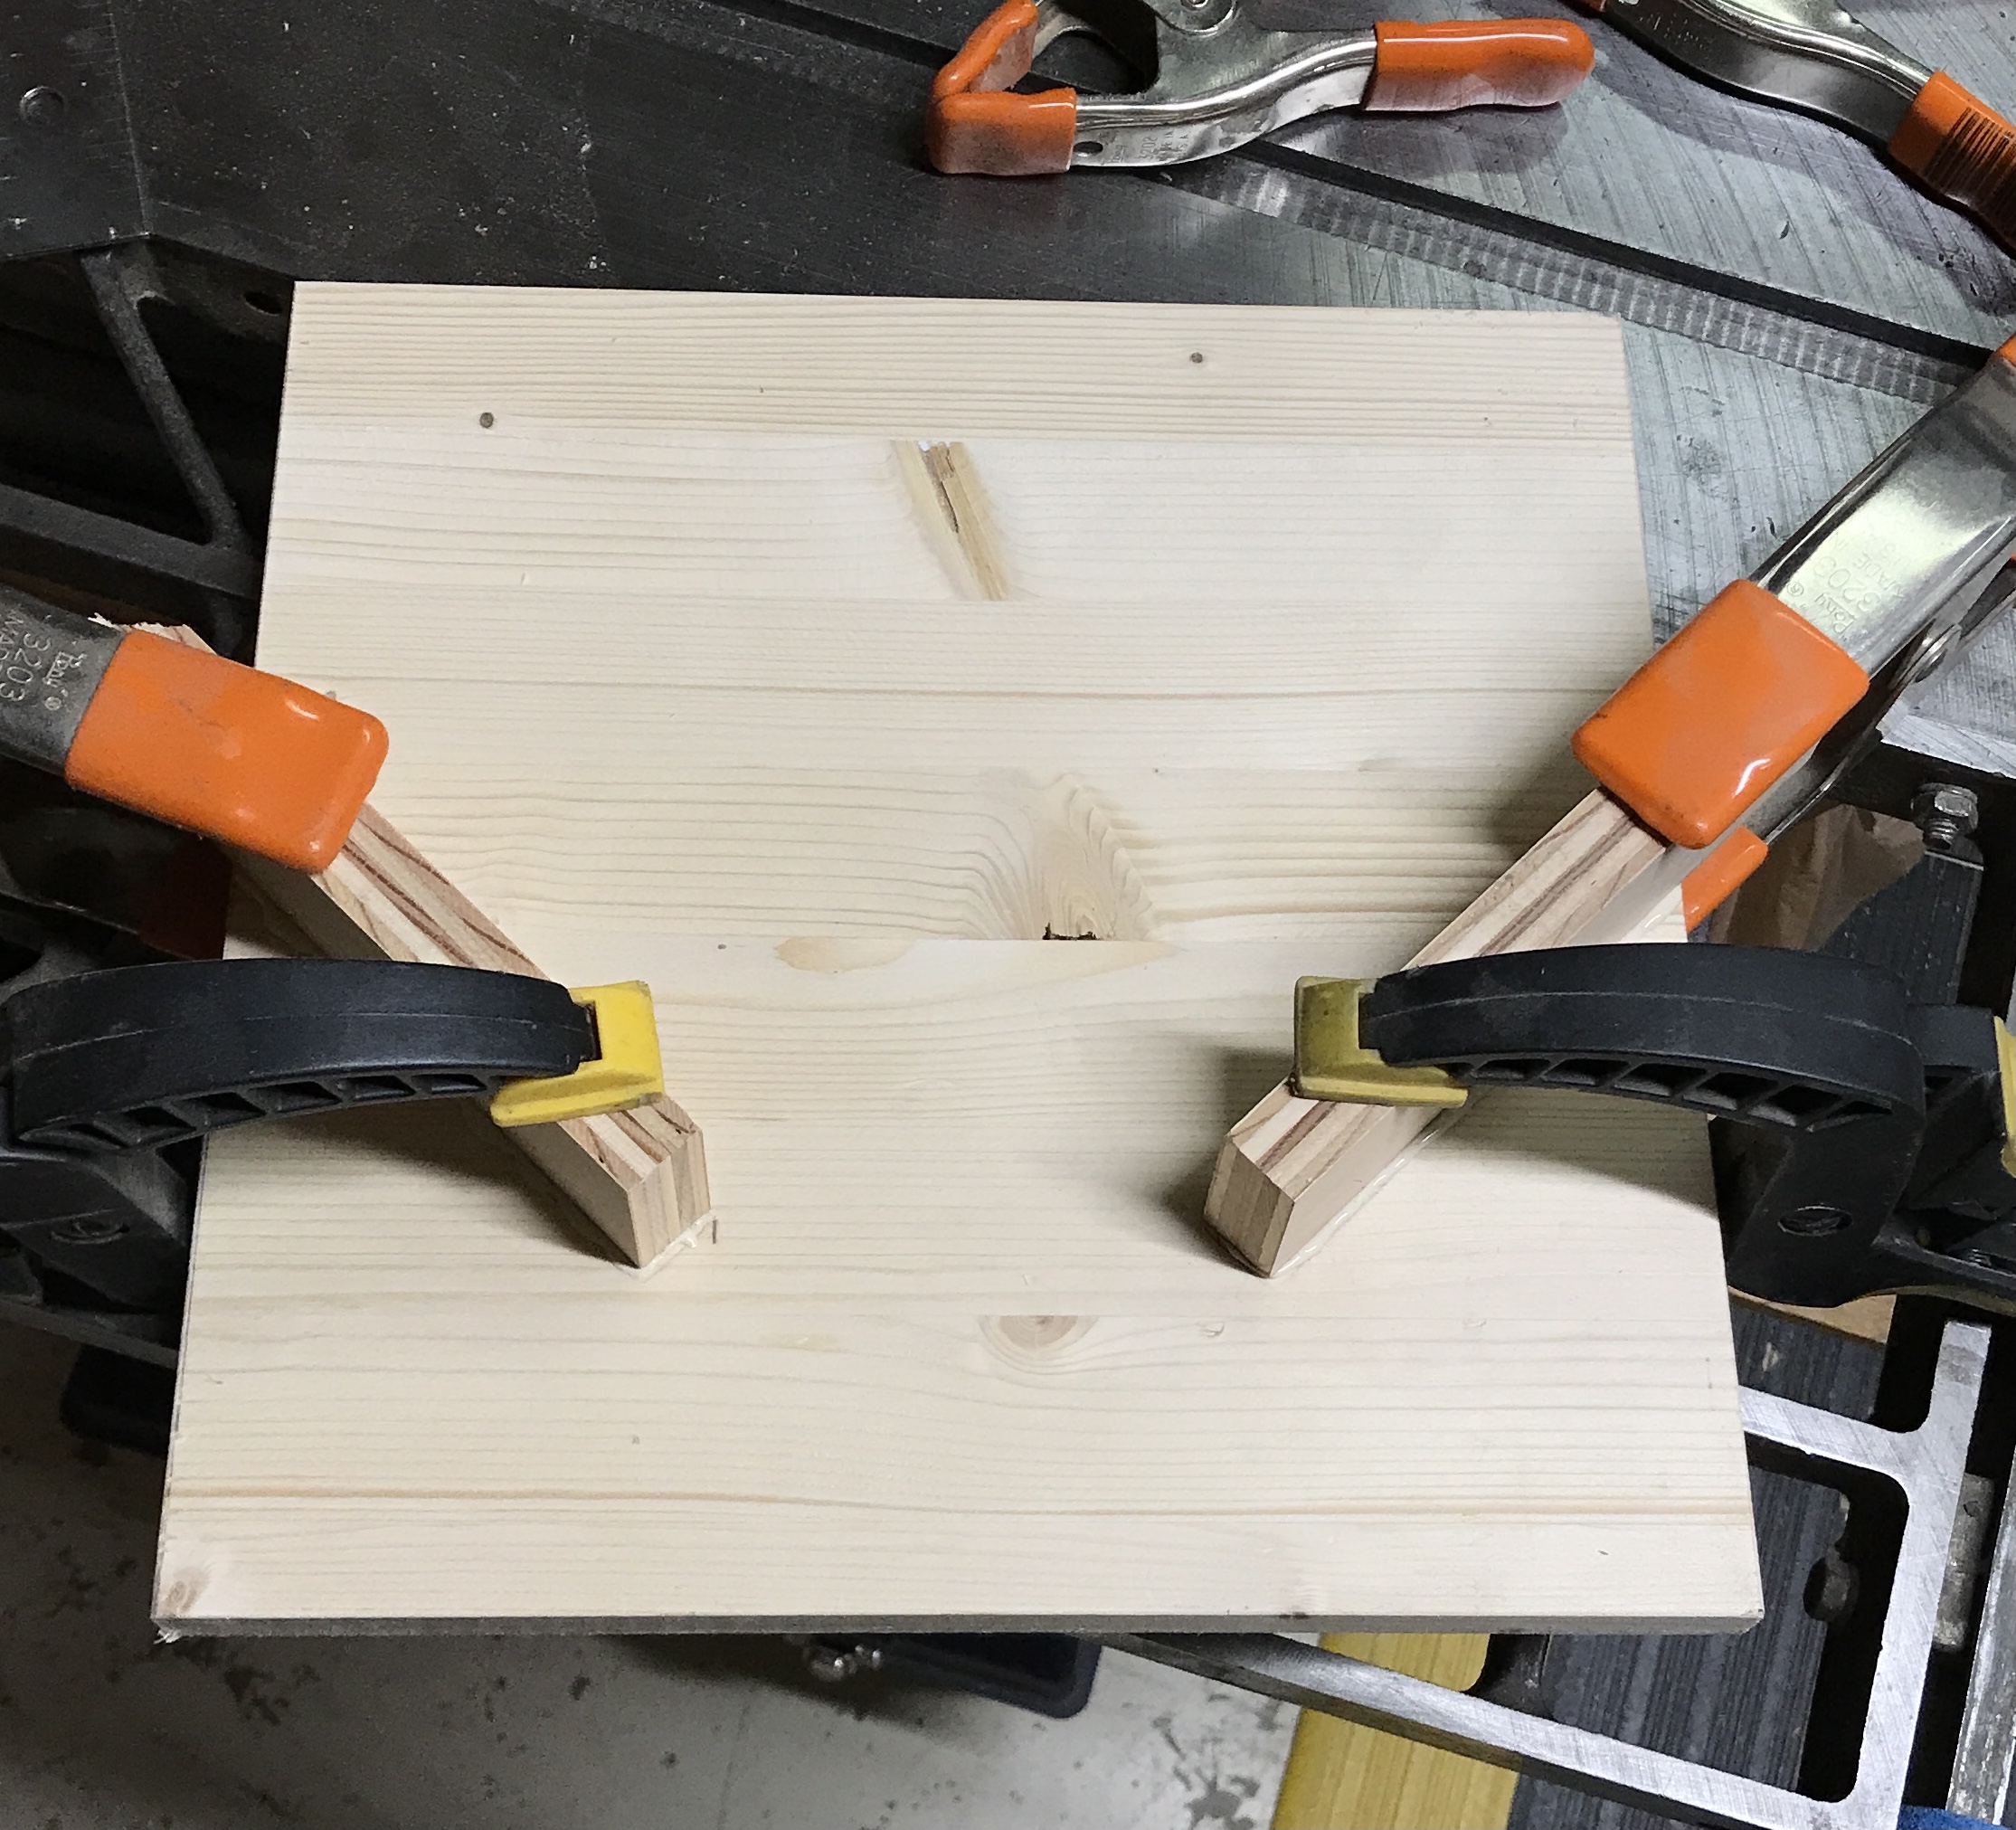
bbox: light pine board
[157,288,1759,1632]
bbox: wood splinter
[154,628,711,1271]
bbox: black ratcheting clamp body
[1301,944,2016,1312]
[0,958,598,1313]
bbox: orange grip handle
[1680,828,1769,931]
[1888,71,2016,252]
[1571,581,1869,850]
[62,630,388,873]
[1363,18,1594,113]
[926,0,1077,176]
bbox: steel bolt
[1912,782,1979,853]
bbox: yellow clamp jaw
[1292,976,1468,1108]
[489,981,665,1127]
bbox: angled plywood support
[1207,790,1674,1275]
[151,627,710,1270]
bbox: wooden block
[1273,1636,1515,1830]
[156,288,1758,1634]
[236,801,711,1270]
[1207,791,1673,1275]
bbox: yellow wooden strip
[1273,1635,1516,1830]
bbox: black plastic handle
[1359,944,1926,1130]
[4,958,594,1154]
[1358,944,1942,1308]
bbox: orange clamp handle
[1571,581,1869,850]
[926,0,1077,175]
[62,630,388,874]
[1363,18,1594,113]
[1888,71,2016,253]
[1680,828,1770,931]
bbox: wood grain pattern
[157,288,1757,1634]
[1208,792,1676,1275]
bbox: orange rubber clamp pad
[1363,19,1594,112]
[1571,580,1869,849]
[926,0,1076,175]
[62,631,388,873]
[1889,71,2016,253]
[1680,828,1769,931]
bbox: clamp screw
[1912,782,1979,853]
[51,1217,128,1246]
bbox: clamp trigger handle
[1364,18,1595,114]
[926,0,1078,175]
[1890,71,2016,254]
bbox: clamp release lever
[1564,337,2016,934]
[1575,0,2016,254]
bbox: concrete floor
[0,1324,1292,1829]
